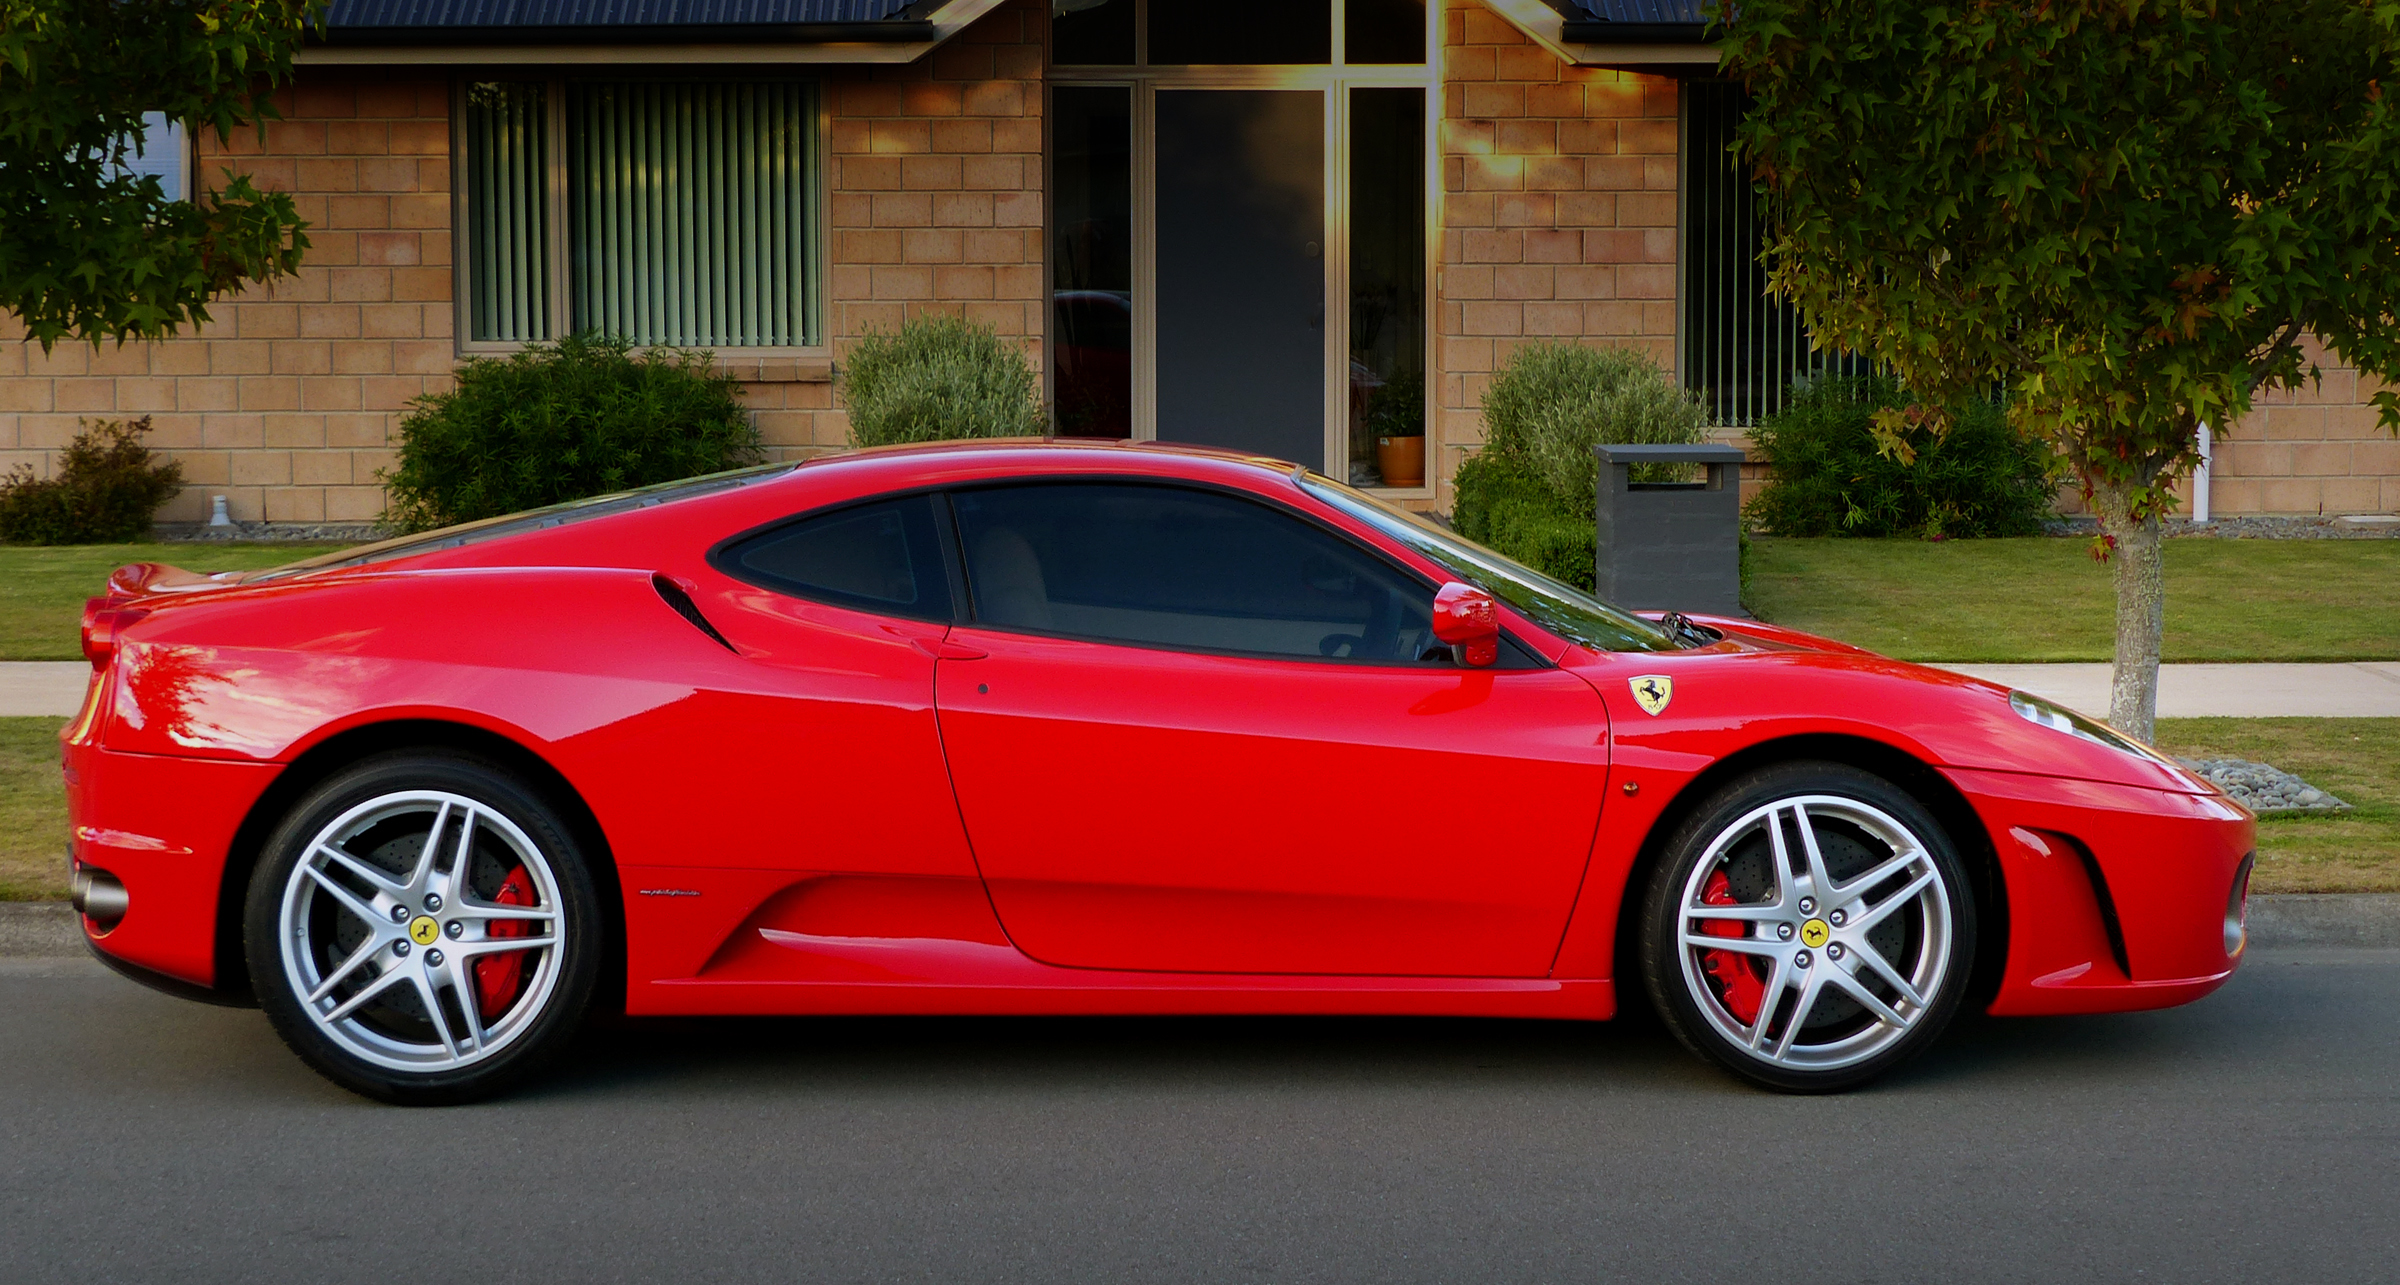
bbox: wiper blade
[1658,611,1722,649]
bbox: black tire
[1638,760,1976,1093]
[244,751,602,1105]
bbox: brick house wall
[1432,0,1679,514]
[0,0,1047,526]
[796,0,1047,456]
[1,0,2392,527]
[0,78,452,525]
[2198,343,2400,516]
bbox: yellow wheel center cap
[1800,918,1830,949]
[408,916,440,947]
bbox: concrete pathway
[0,662,88,718]
[4,659,2398,720]
[1939,661,2400,719]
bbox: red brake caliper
[473,866,535,1019]
[1698,870,1766,1025]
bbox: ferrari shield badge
[1629,675,1674,717]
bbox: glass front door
[1048,0,1433,490]
[1154,89,1325,463]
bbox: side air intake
[652,574,739,654]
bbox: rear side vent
[652,574,739,654]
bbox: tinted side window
[717,495,954,621]
[950,482,1439,662]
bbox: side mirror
[1431,581,1499,668]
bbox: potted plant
[1367,369,1425,487]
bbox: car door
[675,491,980,883]
[932,479,1612,978]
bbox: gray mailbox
[1593,442,1746,616]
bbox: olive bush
[1453,343,1708,590]
[840,315,1045,447]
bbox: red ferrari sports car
[63,441,2254,1102]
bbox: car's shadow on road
[22,951,2337,1108]
[517,956,2303,1105]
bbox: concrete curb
[2244,893,2400,949]
[1,902,80,958]
[6,894,2399,963]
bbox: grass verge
[0,717,67,900]
[0,542,352,661]
[1746,536,2400,662]
[2154,718,2400,895]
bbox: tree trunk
[2088,479,2166,744]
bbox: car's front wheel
[1639,761,1976,1092]
[245,752,601,1104]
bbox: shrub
[0,417,184,544]
[1744,375,2057,538]
[1480,342,1710,501]
[840,315,1045,447]
[1452,451,1595,587]
[1452,343,1708,589]
[381,333,761,533]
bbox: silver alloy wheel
[276,790,564,1073]
[1674,794,1953,1073]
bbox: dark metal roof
[320,0,930,44]
[1552,0,1711,43]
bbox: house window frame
[1675,78,1868,428]
[450,74,832,359]
[1043,0,1443,498]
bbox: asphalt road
[3,950,2396,1284]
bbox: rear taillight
[80,597,148,668]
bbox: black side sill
[88,935,257,1009]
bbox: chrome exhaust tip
[71,867,128,931]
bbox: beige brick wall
[0,0,1046,521]
[7,0,2383,526]
[2197,341,2400,516]
[769,0,1048,457]
[0,75,451,524]
[1433,0,1680,511]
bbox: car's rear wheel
[1639,761,1975,1092]
[245,752,600,1104]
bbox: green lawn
[0,717,67,900]
[0,543,350,661]
[1746,536,2400,662]
[2154,718,2400,895]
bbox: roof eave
[297,0,999,64]
[1481,0,1718,71]
[315,20,935,46]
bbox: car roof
[794,437,1298,475]
[244,439,1308,584]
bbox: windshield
[250,463,796,582]
[1300,472,1675,654]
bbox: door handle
[914,637,989,661]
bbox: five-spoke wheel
[1642,762,1975,1092]
[247,753,599,1104]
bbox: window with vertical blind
[462,79,823,349]
[1680,80,1868,427]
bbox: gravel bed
[2177,757,2354,814]
[153,522,389,544]
[2042,514,2397,539]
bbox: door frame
[1045,3,1442,497]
